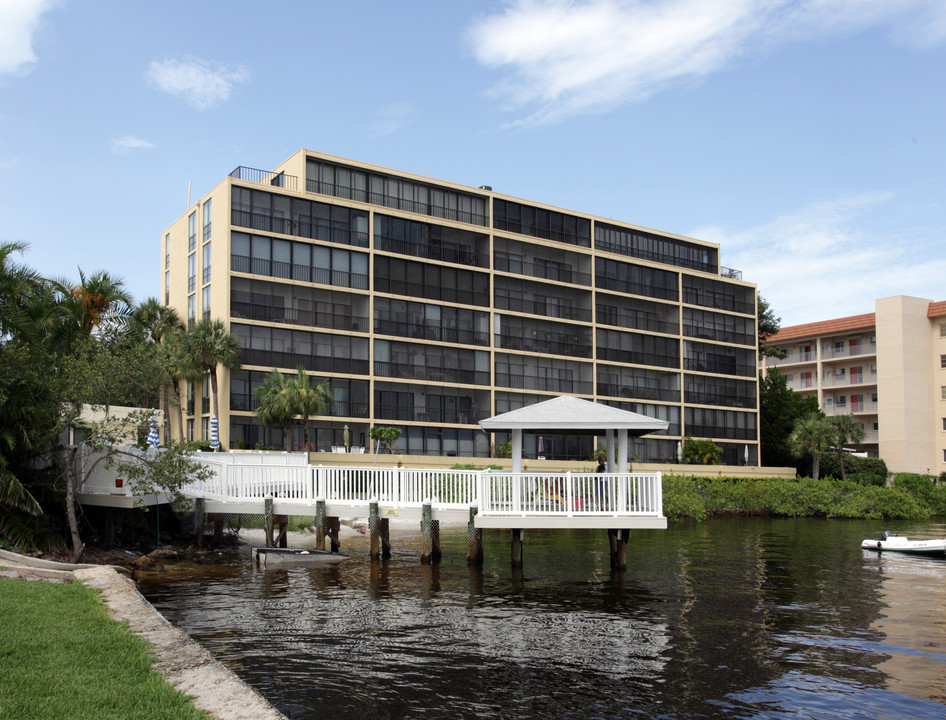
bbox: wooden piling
[275,515,288,548]
[326,516,340,552]
[607,528,618,569]
[511,528,523,569]
[369,501,380,561]
[467,506,483,566]
[314,500,326,551]
[212,513,224,544]
[421,501,433,564]
[263,497,274,548]
[614,529,630,571]
[379,517,391,559]
[194,497,205,547]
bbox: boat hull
[861,537,946,555]
[252,547,349,567]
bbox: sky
[1,0,944,329]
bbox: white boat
[861,531,946,555]
[252,547,349,568]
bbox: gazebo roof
[479,395,669,436]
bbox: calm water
[139,518,946,720]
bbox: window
[187,294,195,322]
[941,386,946,400]
[942,418,946,431]
[202,244,211,284]
[941,355,946,369]
[202,199,212,241]
[784,373,793,382]
[835,367,845,377]
[800,371,812,388]
[188,253,196,292]
[834,341,844,354]
[837,396,847,407]
[824,397,833,407]
[940,323,946,338]
[202,285,211,319]
[188,212,196,252]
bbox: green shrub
[682,436,722,465]
[660,475,933,521]
[661,475,707,521]
[818,453,887,485]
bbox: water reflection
[139,518,946,719]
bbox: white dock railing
[184,460,663,519]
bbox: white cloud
[468,0,946,125]
[146,57,249,110]
[367,102,420,136]
[111,136,155,154]
[0,0,54,75]
[691,193,946,327]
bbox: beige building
[761,295,946,475]
[162,149,759,463]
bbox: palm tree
[183,319,241,439]
[0,242,45,341]
[292,367,332,451]
[830,414,866,481]
[56,269,133,335]
[132,299,186,440]
[254,370,296,450]
[788,413,835,481]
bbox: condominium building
[761,296,946,474]
[161,149,759,463]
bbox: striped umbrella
[147,412,160,448]
[210,415,220,451]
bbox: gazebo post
[618,431,629,471]
[511,428,523,473]
[606,429,616,472]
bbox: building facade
[761,295,946,474]
[162,149,759,463]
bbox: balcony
[820,344,876,361]
[231,300,367,333]
[820,373,877,388]
[493,254,591,286]
[374,361,488,386]
[230,166,298,191]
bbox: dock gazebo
[479,395,669,471]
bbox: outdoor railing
[477,472,662,516]
[183,460,664,519]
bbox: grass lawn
[0,577,209,720]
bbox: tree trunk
[60,447,85,563]
[838,450,847,481]
[176,380,186,442]
[283,422,292,451]
[812,454,820,481]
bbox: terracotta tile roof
[765,313,876,344]
[928,301,946,318]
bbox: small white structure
[479,395,669,472]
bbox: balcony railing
[231,300,367,333]
[374,361,489,386]
[240,348,369,376]
[493,255,591,286]
[495,297,592,323]
[373,318,489,346]
[230,166,298,191]
[495,373,592,395]
[375,236,489,268]
[497,332,591,359]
